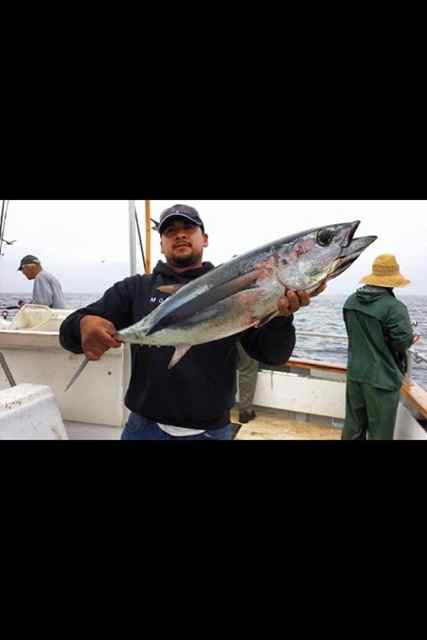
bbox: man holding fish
[60,204,374,440]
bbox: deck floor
[231,406,342,440]
[64,421,121,440]
[64,407,342,440]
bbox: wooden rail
[287,357,347,375]
[144,200,152,274]
[401,384,427,420]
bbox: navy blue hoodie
[59,261,296,430]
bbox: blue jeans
[121,412,235,440]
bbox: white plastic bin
[0,383,68,440]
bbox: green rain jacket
[343,286,414,391]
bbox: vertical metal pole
[123,200,138,426]
[128,200,137,276]
[0,352,16,387]
[0,200,5,255]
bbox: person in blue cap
[60,204,321,440]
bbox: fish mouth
[340,234,378,259]
[342,220,360,248]
[328,234,378,280]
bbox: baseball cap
[18,255,41,271]
[157,204,205,234]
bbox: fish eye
[317,229,334,247]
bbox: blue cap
[156,204,205,234]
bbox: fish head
[275,220,361,290]
[338,234,378,259]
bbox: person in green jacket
[342,254,415,440]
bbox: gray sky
[1,200,426,295]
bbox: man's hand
[80,315,122,361]
[277,281,327,317]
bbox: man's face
[160,218,208,268]
[20,264,39,280]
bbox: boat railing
[295,329,426,386]
[0,351,16,387]
[296,331,347,340]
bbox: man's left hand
[277,281,327,317]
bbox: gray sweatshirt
[32,270,66,308]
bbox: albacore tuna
[118,220,375,366]
[65,220,376,389]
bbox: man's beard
[169,251,199,268]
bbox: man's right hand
[80,315,122,361]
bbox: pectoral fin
[168,344,192,369]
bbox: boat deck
[65,421,121,440]
[64,407,342,440]
[231,406,342,440]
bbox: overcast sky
[1,200,426,296]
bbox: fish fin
[168,344,192,369]
[253,311,279,329]
[157,284,185,294]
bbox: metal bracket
[0,351,16,387]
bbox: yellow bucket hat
[360,254,410,288]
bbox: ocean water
[293,294,427,388]
[2,292,427,388]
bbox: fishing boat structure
[1,202,426,440]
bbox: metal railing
[295,321,426,385]
[0,351,16,387]
[296,331,347,340]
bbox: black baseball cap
[18,255,41,271]
[157,204,205,234]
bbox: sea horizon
[2,291,427,388]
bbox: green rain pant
[342,379,401,440]
[237,342,259,412]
